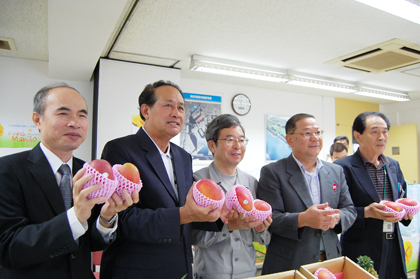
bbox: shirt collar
[358,149,389,167]
[292,153,323,175]
[142,127,172,158]
[39,142,73,174]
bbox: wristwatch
[100,214,117,226]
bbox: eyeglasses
[218,136,249,146]
[290,130,324,138]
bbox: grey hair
[205,114,245,143]
[33,82,84,115]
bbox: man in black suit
[0,83,138,279]
[335,111,412,279]
[100,80,222,279]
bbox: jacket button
[168,238,172,243]
[50,254,54,258]
[71,253,76,259]
[315,233,320,237]
[163,239,168,243]
[222,234,227,237]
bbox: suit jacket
[100,128,218,279]
[335,150,410,279]
[257,154,356,274]
[0,143,108,279]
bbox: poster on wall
[266,114,292,161]
[0,121,40,148]
[180,93,222,160]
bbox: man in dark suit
[0,83,138,279]
[257,113,356,274]
[100,80,222,279]
[335,111,412,279]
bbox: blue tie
[58,164,72,210]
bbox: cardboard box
[246,269,306,279]
[299,256,376,279]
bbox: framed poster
[180,93,221,161]
[265,114,292,161]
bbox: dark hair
[330,142,348,156]
[205,114,245,143]
[138,80,184,120]
[333,135,349,144]
[285,113,315,134]
[33,82,83,116]
[352,111,391,134]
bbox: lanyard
[368,166,387,200]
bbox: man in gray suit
[257,113,356,275]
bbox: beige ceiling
[2,0,420,104]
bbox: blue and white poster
[180,93,221,160]
[265,114,292,161]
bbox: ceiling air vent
[325,39,420,73]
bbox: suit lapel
[352,152,380,202]
[319,166,334,204]
[27,144,65,215]
[286,155,313,209]
[138,130,179,204]
[171,145,187,206]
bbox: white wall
[96,59,181,158]
[0,56,93,161]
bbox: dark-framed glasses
[218,136,249,146]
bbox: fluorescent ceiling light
[190,55,289,83]
[190,55,410,102]
[287,76,357,93]
[355,88,410,101]
[355,0,420,25]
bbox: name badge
[383,221,394,233]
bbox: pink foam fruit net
[250,199,272,221]
[396,198,420,216]
[193,180,225,209]
[113,164,143,201]
[314,268,336,279]
[380,200,406,219]
[82,163,118,204]
[225,185,254,216]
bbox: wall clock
[232,94,251,116]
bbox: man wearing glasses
[257,113,356,275]
[192,114,272,279]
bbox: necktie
[58,164,72,210]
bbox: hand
[364,202,402,223]
[254,215,272,233]
[100,189,140,228]
[219,203,234,224]
[324,206,340,229]
[226,207,263,231]
[298,203,341,231]
[73,168,107,223]
[179,183,222,224]
[404,212,414,221]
